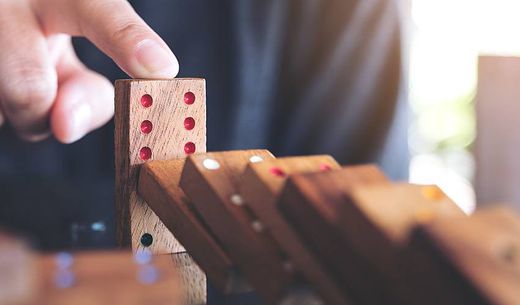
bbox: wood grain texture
[240,155,353,305]
[340,183,464,266]
[138,158,233,292]
[115,78,206,254]
[278,165,390,305]
[341,183,465,304]
[37,251,185,305]
[171,253,207,305]
[180,150,294,304]
[409,207,520,305]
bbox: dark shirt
[0,0,408,251]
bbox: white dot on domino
[251,220,264,232]
[249,155,264,163]
[134,250,153,265]
[203,158,220,170]
[230,194,244,206]
[55,252,74,269]
[137,265,160,285]
[54,270,76,289]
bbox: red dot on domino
[184,117,195,130]
[184,92,195,105]
[319,164,332,171]
[269,167,286,177]
[140,147,152,160]
[184,142,196,154]
[141,120,153,134]
[141,94,153,108]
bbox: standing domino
[115,78,206,253]
[114,79,207,304]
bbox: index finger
[34,0,179,79]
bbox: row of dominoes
[138,150,519,305]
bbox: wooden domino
[281,170,465,305]
[180,150,293,304]
[408,207,520,305]
[279,165,392,305]
[338,183,465,266]
[138,158,234,292]
[239,155,354,305]
[38,251,189,305]
[0,233,37,305]
[339,183,465,304]
[114,78,206,253]
[172,252,208,305]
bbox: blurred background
[409,0,520,214]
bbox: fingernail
[66,101,91,144]
[135,39,179,78]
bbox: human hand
[0,0,179,143]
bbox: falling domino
[180,150,295,304]
[239,155,354,305]
[408,207,520,305]
[138,158,234,292]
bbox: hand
[0,0,179,143]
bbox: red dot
[184,117,195,130]
[184,142,196,154]
[139,147,152,160]
[141,94,153,108]
[141,120,153,134]
[319,164,332,171]
[184,92,195,105]
[269,167,286,177]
